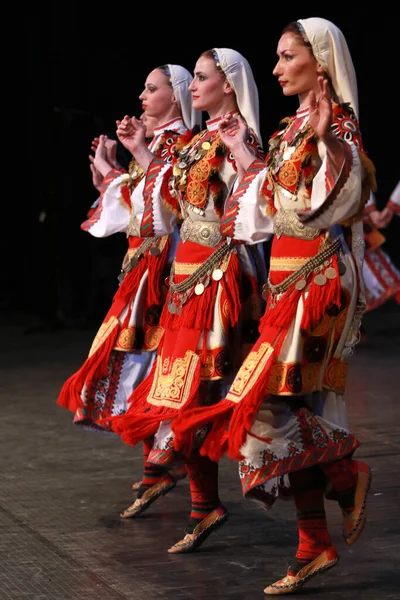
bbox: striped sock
[137,437,167,498]
[186,453,220,530]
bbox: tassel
[146,237,171,307]
[57,320,119,413]
[301,259,341,331]
[173,325,286,461]
[222,252,242,327]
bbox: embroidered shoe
[343,460,372,545]
[168,505,228,554]
[131,480,142,491]
[263,546,339,595]
[121,475,176,518]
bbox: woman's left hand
[307,77,333,142]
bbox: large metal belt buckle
[180,218,222,247]
[273,209,320,240]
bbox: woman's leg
[264,467,339,595]
[168,453,228,553]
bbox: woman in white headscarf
[57,64,200,490]
[170,20,376,593]
[107,48,267,553]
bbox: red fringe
[172,324,285,461]
[161,250,242,332]
[145,237,171,307]
[57,321,119,413]
[301,260,341,331]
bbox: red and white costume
[363,190,400,311]
[173,98,375,506]
[110,111,267,463]
[57,116,191,430]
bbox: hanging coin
[178,161,187,169]
[338,261,346,275]
[117,272,125,283]
[314,274,327,286]
[212,269,223,281]
[261,282,269,301]
[325,267,336,279]
[203,276,210,288]
[202,141,211,150]
[150,246,161,256]
[195,283,205,295]
[295,279,307,291]
[129,257,138,269]
[168,302,177,314]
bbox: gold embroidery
[148,351,200,409]
[266,364,287,394]
[115,326,136,351]
[145,326,164,351]
[226,342,274,403]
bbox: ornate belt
[274,209,321,240]
[180,217,223,248]
[118,236,166,283]
[168,241,233,313]
[264,236,344,298]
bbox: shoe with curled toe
[263,546,339,595]
[121,474,176,519]
[342,460,372,545]
[168,505,228,554]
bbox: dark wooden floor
[1,305,399,600]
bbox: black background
[15,6,399,329]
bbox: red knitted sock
[320,458,357,514]
[137,437,167,497]
[289,468,332,574]
[185,453,220,528]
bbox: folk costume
[363,190,400,311]
[57,66,201,435]
[109,49,267,551]
[173,21,375,589]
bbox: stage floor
[1,306,399,600]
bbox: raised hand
[116,116,146,155]
[307,77,333,142]
[89,161,103,192]
[217,113,247,152]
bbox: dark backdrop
[13,6,399,329]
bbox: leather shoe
[168,505,228,554]
[343,460,372,545]
[121,474,176,518]
[264,546,339,595]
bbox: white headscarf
[168,64,202,131]
[212,48,262,145]
[297,18,359,120]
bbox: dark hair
[282,22,313,56]
[200,50,226,79]
[157,65,172,86]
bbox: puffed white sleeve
[221,158,274,244]
[81,170,131,237]
[297,140,363,229]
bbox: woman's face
[139,69,175,118]
[273,32,321,98]
[189,56,227,113]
